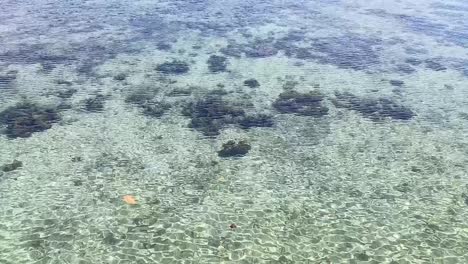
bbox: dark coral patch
[238,114,274,129]
[273,91,329,117]
[141,101,172,118]
[207,55,228,72]
[0,102,61,138]
[182,95,245,136]
[218,140,251,157]
[243,79,260,88]
[395,64,416,74]
[156,42,172,51]
[424,59,447,71]
[84,95,106,112]
[220,43,244,58]
[156,60,190,74]
[113,73,127,81]
[389,80,404,87]
[244,40,278,58]
[1,160,23,172]
[333,92,415,121]
[125,88,171,118]
[56,88,77,99]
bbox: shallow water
[1,0,468,263]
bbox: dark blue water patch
[394,57,448,73]
[309,34,382,71]
[405,47,428,55]
[397,14,447,36]
[183,21,237,37]
[0,38,140,76]
[451,60,468,77]
[365,9,468,47]
[431,3,468,12]
[128,15,191,45]
[397,14,468,47]
[442,28,468,47]
[424,59,447,71]
[220,42,244,58]
[244,39,279,58]
[364,8,390,18]
[156,42,172,51]
[0,44,77,71]
[219,38,279,58]
[405,58,423,66]
[395,64,416,74]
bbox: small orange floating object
[123,195,138,205]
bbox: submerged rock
[113,73,127,81]
[0,102,61,138]
[156,60,190,74]
[218,140,251,157]
[273,90,329,117]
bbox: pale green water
[1,0,468,263]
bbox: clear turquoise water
[1,0,468,263]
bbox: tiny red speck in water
[230,223,237,229]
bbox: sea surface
[1,0,468,263]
